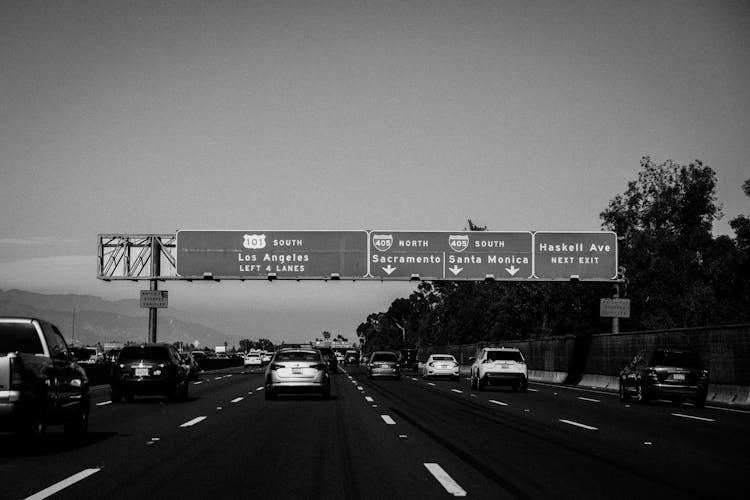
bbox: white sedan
[244,353,263,367]
[422,354,460,381]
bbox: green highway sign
[533,231,618,280]
[368,231,533,280]
[176,230,369,279]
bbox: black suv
[619,348,709,407]
[317,347,338,374]
[110,343,189,402]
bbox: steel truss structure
[97,234,177,280]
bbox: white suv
[470,347,528,392]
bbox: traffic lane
[342,367,518,499]
[51,370,458,500]
[353,367,731,499]
[405,373,750,496]
[2,368,266,499]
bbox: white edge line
[577,397,601,403]
[24,468,101,500]
[180,416,207,428]
[559,419,598,430]
[96,401,112,406]
[671,413,716,422]
[424,463,467,497]
[451,389,463,394]
[489,399,508,406]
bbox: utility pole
[72,308,76,342]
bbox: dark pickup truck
[0,317,90,446]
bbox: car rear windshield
[119,346,169,362]
[486,350,524,362]
[371,353,398,362]
[651,350,701,368]
[433,355,455,361]
[0,322,44,355]
[275,351,320,362]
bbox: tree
[322,330,331,340]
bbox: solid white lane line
[96,401,112,406]
[180,416,207,427]
[428,382,436,386]
[559,419,598,431]
[528,388,538,392]
[671,413,715,422]
[193,381,203,385]
[24,468,101,500]
[489,399,508,406]
[365,396,374,402]
[451,389,463,394]
[255,386,264,391]
[231,397,244,403]
[577,397,600,403]
[424,463,467,497]
[381,415,396,425]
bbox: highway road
[2,366,749,499]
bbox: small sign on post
[140,290,168,308]
[600,298,630,318]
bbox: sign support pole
[612,284,620,334]
[149,236,160,343]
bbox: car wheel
[22,412,46,450]
[110,387,123,403]
[65,399,89,438]
[618,381,630,402]
[519,381,528,393]
[671,397,684,406]
[470,374,477,390]
[265,389,276,400]
[633,382,648,403]
[477,377,485,391]
[180,381,189,401]
[321,387,331,400]
[124,392,134,403]
[693,396,706,408]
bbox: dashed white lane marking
[24,468,102,500]
[577,397,600,403]
[181,416,207,427]
[256,386,264,391]
[489,399,508,406]
[96,401,112,406]
[193,381,203,385]
[528,388,538,392]
[451,389,463,394]
[671,413,715,422]
[428,382,436,386]
[424,463,467,497]
[381,415,396,425]
[357,386,364,391]
[248,391,254,394]
[365,396,374,402]
[559,419,598,430]
[231,397,244,403]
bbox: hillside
[0,289,233,348]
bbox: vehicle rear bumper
[482,372,527,385]
[267,381,329,393]
[648,383,707,399]
[369,368,400,378]
[425,368,460,377]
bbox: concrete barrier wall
[419,324,750,407]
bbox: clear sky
[1,0,748,343]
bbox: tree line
[358,157,750,351]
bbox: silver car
[264,348,331,400]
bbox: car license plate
[673,373,685,380]
[135,368,149,377]
[292,368,302,375]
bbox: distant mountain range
[0,289,233,348]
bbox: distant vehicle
[261,351,272,364]
[422,354,460,381]
[178,351,200,381]
[470,347,528,392]
[71,346,102,364]
[110,343,189,402]
[264,348,331,400]
[0,317,90,446]
[399,348,419,371]
[619,348,709,407]
[244,352,263,367]
[343,350,359,366]
[104,348,121,363]
[367,351,401,380]
[316,347,339,374]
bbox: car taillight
[270,363,283,370]
[311,363,326,370]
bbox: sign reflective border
[368,231,533,280]
[176,230,369,280]
[533,231,618,280]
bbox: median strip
[559,419,598,430]
[24,468,101,500]
[180,416,207,427]
[424,463,467,497]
